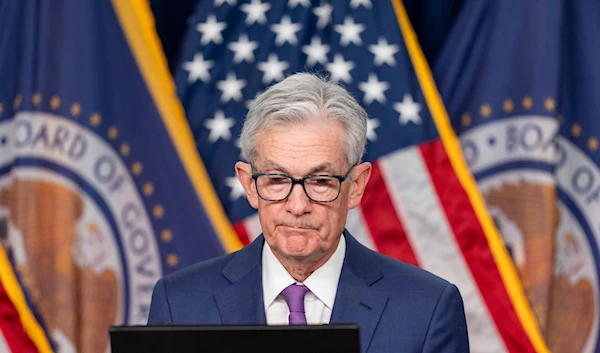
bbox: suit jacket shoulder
[340,234,469,353]
[147,237,264,325]
[367,244,450,290]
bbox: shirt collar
[262,235,346,310]
[303,235,345,309]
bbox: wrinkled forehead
[253,120,349,174]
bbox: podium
[110,324,360,353]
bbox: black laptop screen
[110,324,360,353]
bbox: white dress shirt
[262,235,346,325]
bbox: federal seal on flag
[0,1,236,351]
[0,107,162,352]
[459,108,597,353]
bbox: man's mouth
[280,225,315,230]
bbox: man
[148,73,469,353]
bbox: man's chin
[266,227,320,258]
[282,239,312,257]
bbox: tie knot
[281,284,309,313]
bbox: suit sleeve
[147,278,174,325]
[421,283,470,353]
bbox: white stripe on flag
[0,329,10,353]
[346,207,376,250]
[244,213,263,242]
[379,147,508,353]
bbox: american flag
[175,1,547,352]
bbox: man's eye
[314,178,331,184]
[268,176,287,184]
[307,177,335,186]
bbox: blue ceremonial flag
[175,1,548,352]
[435,0,600,352]
[0,1,239,352]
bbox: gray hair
[239,73,367,168]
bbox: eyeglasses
[252,165,356,203]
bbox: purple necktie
[281,284,310,325]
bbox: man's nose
[285,183,312,215]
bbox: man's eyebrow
[261,161,335,175]
[307,163,335,174]
[262,160,288,173]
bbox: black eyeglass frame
[251,164,357,203]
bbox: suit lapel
[213,231,388,352]
[331,231,388,353]
[214,236,267,325]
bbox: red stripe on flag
[360,161,419,266]
[419,139,536,353]
[233,221,251,246]
[0,278,39,353]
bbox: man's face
[236,119,371,265]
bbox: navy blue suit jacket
[148,230,469,353]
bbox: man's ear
[235,161,259,209]
[348,162,372,209]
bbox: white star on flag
[288,0,310,8]
[257,53,289,84]
[271,15,302,46]
[205,110,236,142]
[225,176,247,201]
[326,54,355,83]
[302,37,330,67]
[228,33,259,63]
[394,93,422,125]
[216,72,247,103]
[313,4,333,29]
[369,37,400,67]
[334,17,366,46]
[350,0,373,8]
[366,118,380,142]
[214,0,237,6]
[196,14,227,45]
[358,74,390,105]
[240,0,271,25]
[182,53,214,83]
